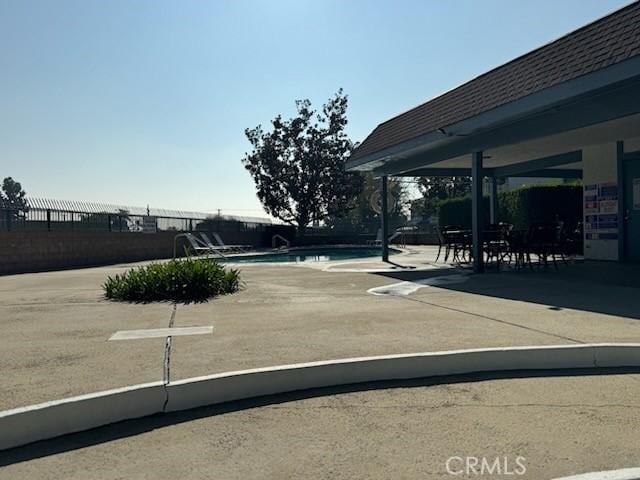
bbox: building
[347,1,640,271]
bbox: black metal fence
[0,198,275,234]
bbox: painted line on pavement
[367,273,470,296]
[109,326,213,341]
[324,262,453,273]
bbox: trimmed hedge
[438,185,582,230]
[103,257,240,303]
[437,196,489,229]
[498,185,582,230]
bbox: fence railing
[1,209,201,233]
[0,198,275,234]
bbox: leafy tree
[1,177,28,211]
[78,209,130,231]
[1,177,28,228]
[416,176,471,218]
[325,173,408,233]
[242,89,363,236]
[196,214,243,232]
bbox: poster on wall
[583,182,618,241]
[584,184,599,214]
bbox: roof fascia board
[395,154,582,178]
[393,167,474,177]
[506,168,583,179]
[347,131,450,171]
[393,168,582,179]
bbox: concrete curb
[552,467,640,479]
[0,382,165,451]
[2,343,640,450]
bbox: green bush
[103,257,240,303]
[498,185,582,230]
[437,195,490,229]
[437,184,582,230]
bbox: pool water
[223,247,395,263]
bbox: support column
[489,176,498,224]
[472,152,484,273]
[616,141,625,261]
[381,175,389,262]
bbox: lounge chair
[184,233,226,257]
[367,229,382,246]
[201,232,251,253]
[197,232,236,253]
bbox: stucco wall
[0,230,264,275]
[623,136,640,153]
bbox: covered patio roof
[346,2,640,271]
[347,2,640,179]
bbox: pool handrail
[271,234,290,249]
[388,231,406,247]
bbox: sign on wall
[141,216,157,233]
[584,182,618,240]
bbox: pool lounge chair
[366,229,382,246]
[200,232,252,253]
[182,233,226,257]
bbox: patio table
[442,228,514,268]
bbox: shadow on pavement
[372,261,640,320]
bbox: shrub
[437,195,489,229]
[437,184,582,231]
[498,185,582,230]
[103,257,240,303]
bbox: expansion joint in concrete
[161,303,178,410]
[162,304,177,383]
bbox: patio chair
[441,225,469,264]
[505,229,530,271]
[205,232,252,253]
[562,222,583,258]
[435,228,448,262]
[527,223,566,270]
[484,223,511,270]
[552,221,570,266]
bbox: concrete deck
[0,247,639,410]
[1,247,640,477]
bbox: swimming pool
[222,246,398,263]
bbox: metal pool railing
[271,234,290,248]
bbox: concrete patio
[1,248,640,478]
[0,247,639,411]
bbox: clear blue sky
[0,0,632,216]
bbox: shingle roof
[351,1,640,161]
